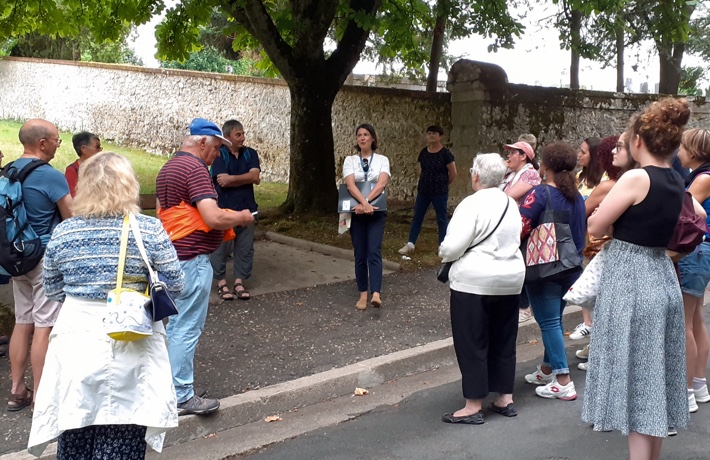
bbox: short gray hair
[472,153,507,188]
[183,134,218,147]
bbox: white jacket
[439,188,525,295]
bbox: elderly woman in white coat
[439,153,526,425]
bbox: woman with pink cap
[500,141,541,204]
[500,140,541,323]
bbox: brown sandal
[217,282,235,301]
[7,386,33,412]
[233,282,250,300]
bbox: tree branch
[222,0,295,80]
[326,0,383,89]
[291,1,340,58]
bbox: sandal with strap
[7,386,33,412]
[217,282,235,301]
[233,282,250,300]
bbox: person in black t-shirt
[399,125,457,255]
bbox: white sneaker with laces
[578,362,588,371]
[524,364,553,385]
[575,345,589,360]
[694,384,710,403]
[689,392,699,413]
[535,378,577,400]
[668,426,678,436]
[398,243,414,255]
[569,322,592,340]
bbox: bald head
[19,119,57,147]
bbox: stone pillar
[446,60,509,202]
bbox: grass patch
[0,120,167,194]
[0,119,442,270]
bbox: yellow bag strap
[115,215,130,290]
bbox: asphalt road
[246,346,710,460]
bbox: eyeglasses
[615,142,625,151]
[42,137,62,145]
[469,167,475,175]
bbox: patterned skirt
[581,239,688,437]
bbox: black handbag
[437,197,510,283]
[523,186,582,283]
[128,214,179,321]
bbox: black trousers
[449,289,520,400]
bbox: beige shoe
[398,243,414,255]
[356,298,368,310]
[518,308,533,323]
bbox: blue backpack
[0,160,48,276]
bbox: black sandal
[233,282,250,300]
[217,282,235,301]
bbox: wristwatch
[365,197,370,203]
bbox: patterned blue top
[43,214,184,302]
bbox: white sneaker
[535,378,577,400]
[689,392,699,413]
[668,426,678,436]
[578,362,588,371]
[694,384,710,403]
[569,322,592,340]
[525,364,553,385]
[398,243,414,255]
[518,308,533,323]
[575,345,589,360]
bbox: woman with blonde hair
[676,128,710,413]
[583,98,690,459]
[28,152,184,459]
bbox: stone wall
[446,60,709,201]
[0,57,451,199]
[2,57,708,204]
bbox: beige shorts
[12,259,61,327]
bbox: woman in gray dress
[583,98,690,459]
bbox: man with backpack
[5,119,72,412]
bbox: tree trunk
[615,24,624,92]
[658,42,685,95]
[426,0,450,94]
[280,78,339,214]
[569,9,581,90]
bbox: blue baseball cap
[188,118,232,146]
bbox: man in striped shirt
[156,118,254,415]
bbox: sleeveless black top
[613,166,684,247]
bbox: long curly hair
[541,142,578,201]
[598,135,622,181]
[627,97,691,160]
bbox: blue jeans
[166,255,212,403]
[525,271,580,375]
[350,212,386,293]
[407,192,449,245]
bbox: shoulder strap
[462,196,511,255]
[115,216,131,290]
[128,213,158,283]
[16,160,48,183]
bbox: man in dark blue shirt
[209,120,261,300]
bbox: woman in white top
[439,153,525,425]
[342,124,391,310]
